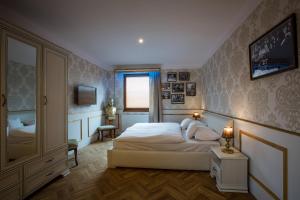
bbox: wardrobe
[0,19,68,199]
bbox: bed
[107,112,233,170]
[7,124,36,160]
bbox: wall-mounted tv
[75,85,97,105]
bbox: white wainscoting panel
[68,110,103,149]
[241,132,284,199]
[88,115,101,137]
[68,119,82,141]
[120,112,149,131]
[234,119,300,200]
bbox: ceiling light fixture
[138,38,144,44]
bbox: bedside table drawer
[211,152,221,166]
[210,160,221,180]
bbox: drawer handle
[46,171,54,177]
[1,94,6,107]
[212,166,217,172]
[45,158,54,163]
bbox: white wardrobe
[0,19,68,199]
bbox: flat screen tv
[76,85,97,105]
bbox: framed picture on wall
[172,83,184,93]
[179,72,190,81]
[186,82,196,96]
[161,91,171,99]
[161,83,171,90]
[249,13,298,80]
[171,94,185,104]
[167,72,177,82]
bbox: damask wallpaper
[161,69,202,110]
[68,53,113,114]
[199,0,300,133]
[7,60,36,111]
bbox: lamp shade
[222,127,233,138]
[192,112,200,120]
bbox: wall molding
[162,113,194,116]
[239,130,288,200]
[201,109,299,137]
[68,119,83,141]
[87,115,101,137]
[163,108,202,110]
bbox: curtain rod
[114,68,161,72]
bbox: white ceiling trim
[0,5,111,71]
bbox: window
[124,74,149,112]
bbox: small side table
[210,146,248,193]
[68,139,78,167]
[97,125,116,141]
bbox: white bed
[7,124,36,160]
[107,112,233,170]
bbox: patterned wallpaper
[7,60,36,111]
[68,53,113,114]
[199,0,300,133]
[161,69,202,110]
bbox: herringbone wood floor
[29,141,256,200]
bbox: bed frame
[107,112,233,170]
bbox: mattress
[113,138,220,152]
[114,122,184,144]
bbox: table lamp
[222,127,234,154]
[192,112,200,120]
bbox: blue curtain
[149,71,162,122]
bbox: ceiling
[0,0,261,69]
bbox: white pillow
[194,126,221,141]
[196,120,207,127]
[8,118,23,129]
[186,121,206,138]
[180,118,193,130]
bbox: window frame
[123,73,150,112]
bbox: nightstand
[210,146,248,193]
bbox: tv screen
[76,85,97,105]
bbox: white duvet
[115,123,184,144]
[8,125,36,144]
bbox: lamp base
[221,147,234,154]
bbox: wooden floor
[29,141,256,200]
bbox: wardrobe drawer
[24,160,67,196]
[24,148,67,178]
[0,184,21,200]
[0,169,21,191]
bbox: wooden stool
[68,139,78,166]
[97,125,116,141]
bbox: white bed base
[107,149,211,170]
[107,112,233,171]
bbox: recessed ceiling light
[138,38,144,44]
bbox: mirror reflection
[6,37,37,162]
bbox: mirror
[6,36,37,163]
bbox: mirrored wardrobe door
[1,31,41,168]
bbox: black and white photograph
[167,72,177,82]
[161,91,171,99]
[249,14,298,80]
[172,83,184,93]
[179,72,190,81]
[186,82,196,96]
[161,83,171,90]
[171,94,185,104]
